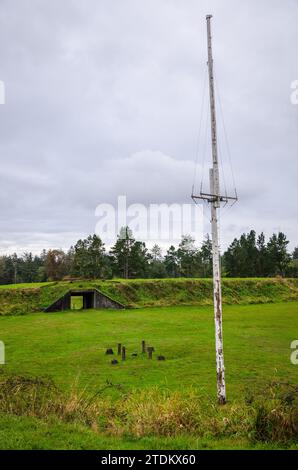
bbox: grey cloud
[0,0,297,253]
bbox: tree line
[0,228,297,285]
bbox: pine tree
[200,235,213,277]
[164,245,179,277]
[73,234,106,279]
[266,232,291,276]
[256,232,268,276]
[177,235,200,277]
[148,244,166,278]
[110,227,150,278]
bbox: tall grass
[0,374,110,429]
[0,374,297,445]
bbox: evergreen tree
[110,227,149,278]
[266,232,291,276]
[130,240,150,278]
[177,235,200,277]
[151,244,162,261]
[19,252,40,283]
[164,245,179,277]
[110,227,135,278]
[223,238,241,277]
[148,244,166,278]
[200,235,213,277]
[73,234,106,279]
[256,232,268,276]
[0,256,12,284]
[293,247,298,260]
[244,230,259,276]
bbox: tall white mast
[206,14,226,405]
[192,15,237,405]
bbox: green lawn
[1,302,297,395]
[0,302,297,449]
[2,414,295,450]
[0,282,54,290]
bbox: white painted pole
[206,15,220,202]
[206,15,227,405]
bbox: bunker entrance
[45,289,125,312]
[70,291,95,310]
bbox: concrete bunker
[45,289,125,312]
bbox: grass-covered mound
[0,278,298,315]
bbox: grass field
[0,302,297,449]
[0,282,54,290]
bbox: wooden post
[117,343,122,355]
[147,347,153,359]
[121,346,126,361]
[142,340,146,354]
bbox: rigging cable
[192,65,208,195]
[214,72,238,199]
[200,93,210,195]
[217,134,228,201]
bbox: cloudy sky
[0,0,297,254]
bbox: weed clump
[0,375,101,427]
[251,382,298,444]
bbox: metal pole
[206,15,226,405]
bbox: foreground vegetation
[0,302,297,449]
[0,378,297,450]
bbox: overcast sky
[0,0,297,254]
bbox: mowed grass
[0,282,54,290]
[1,303,297,397]
[0,302,297,450]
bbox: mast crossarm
[191,192,238,204]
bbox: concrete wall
[94,290,124,309]
[45,292,71,312]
